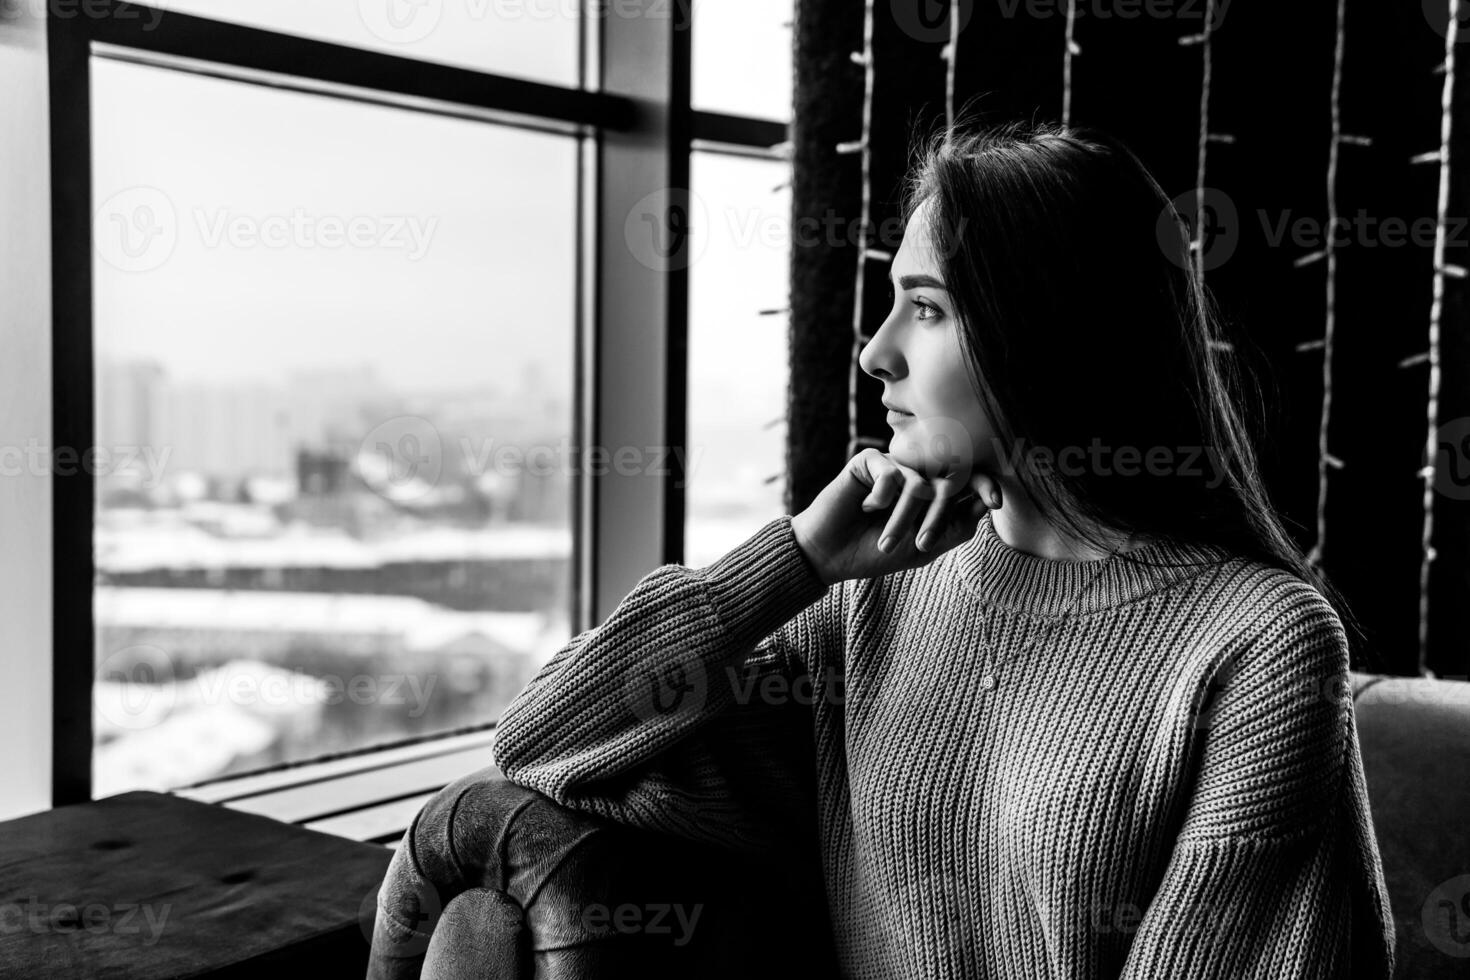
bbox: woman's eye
[888,286,941,322]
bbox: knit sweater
[490,510,1397,978]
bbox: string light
[1186,0,1217,286]
[1062,0,1079,127]
[1303,0,1350,571]
[1411,0,1459,676]
[943,0,960,132]
[850,1,964,460]
[845,0,878,460]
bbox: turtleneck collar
[945,510,1232,617]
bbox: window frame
[49,0,789,814]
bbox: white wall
[0,6,53,821]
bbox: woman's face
[858,198,997,484]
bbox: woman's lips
[886,409,913,425]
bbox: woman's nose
[858,318,903,381]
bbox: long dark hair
[900,110,1379,672]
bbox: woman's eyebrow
[888,269,949,291]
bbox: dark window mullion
[82,0,632,132]
[49,14,96,809]
[691,110,787,152]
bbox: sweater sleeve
[488,514,843,856]
[1118,588,1397,980]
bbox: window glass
[160,0,583,88]
[685,150,791,567]
[91,56,579,795]
[692,0,793,122]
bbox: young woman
[486,118,1397,978]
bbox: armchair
[367,670,1470,979]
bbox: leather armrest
[1351,672,1470,977]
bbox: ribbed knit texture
[491,511,1397,978]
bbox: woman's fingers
[972,472,1002,510]
[929,492,992,553]
[858,452,1001,555]
[915,474,972,552]
[861,457,902,511]
[878,470,936,552]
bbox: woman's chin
[886,425,974,481]
[885,432,916,461]
[885,436,953,481]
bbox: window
[91,57,578,795]
[685,150,792,567]
[52,0,791,808]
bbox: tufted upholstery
[0,790,394,978]
[368,671,1470,979]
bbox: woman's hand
[790,448,1003,586]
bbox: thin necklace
[975,526,1137,693]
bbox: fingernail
[877,535,893,553]
[916,530,933,551]
[989,491,1001,509]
